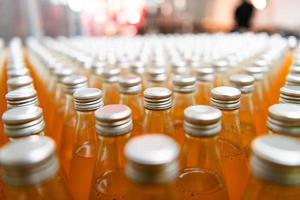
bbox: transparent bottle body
[5,174,71,200]
[103,82,120,104]
[127,181,180,200]
[239,93,257,158]
[142,109,175,139]
[90,133,131,200]
[178,134,229,200]
[120,94,144,136]
[171,92,195,146]
[68,111,98,200]
[244,176,300,200]
[219,110,249,200]
[195,81,213,105]
[89,74,102,89]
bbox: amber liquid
[103,82,120,104]
[244,176,300,200]
[0,51,8,146]
[5,174,71,200]
[195,81,213,105]
[90,134,130,199]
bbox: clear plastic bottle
[119,75,144,136]
[90,104,132,199]
[267,104,300,139]
[2,106,46,141]
[211,86,249,200]
[178,105,229,200]
[124,134,180,200]
[0,136,71,200]
[142,87,175,138]
[102,68,120,104]
[195,67,214,105]
[244,135,300,200]
[68,88,103,200]
[230,74,257,157]
[171,75,196,146]
[59,75,88,177]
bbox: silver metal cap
[286,74,300,86]
[268,104,300,137]
[280,85,300,104]
[125,134,179,184]
[144,87,172,110]
[7,68,29,78]
[172,75,196,93]
[214,60,228,72]
[184,105,222,137]
[146,67,167,83]
[62,75,87,95]
[102,68,120,83]
[119,75,142,94]
[230,74,255,93]
[130,61,145,75]
[6,88,39,109]
[251,135,300,185]
[2,106,45,139]
[74,88,103,112]
[195,67,214,82]
[95,104,132,136]
[211,86,241,110]
[0,136,58,186]
[54,68,73,83]
[244,66,265,80]
[290,66,300,74]
[7,76,33,91]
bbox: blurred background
[1,0,300,41]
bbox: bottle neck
[240,92,255,123]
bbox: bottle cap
[7,76,33,91]
[62,75,87,95]
[211,86,241,110]
[230,74,255,93]
[7,68,29,78]
[125,134,179,184]
[251,135,300,185]
[214,60,228,72]
[6,88,39,109]
[244,66,266,80]
[172,75,196,93]
[195,67,214,82]
[184,105,222,137]
[2,106,45,139]
[286,74,300,86]
[95,104,132,136]
[102,68,120,83]
[146,67,167,83]
[119,75,142,94]
[279,85,300,104]
[74,88,103,112]
[0,136,58,186]
[290,66,300,74]
[268,104,300,137]
[144,87,172,110]
[54,68,73,83]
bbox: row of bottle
[0,35,299,200]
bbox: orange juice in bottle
[68,88,103,200]
[142,87,175,138]
[178,105,229,200]
[124,134,180,200]
[195,67,214,105]
[59,75,88,177]
[267,104,300,139]
[2,106,46,141]
[230,74,257,157]
[244,135,300,200]
[171,75,196,146]
[102,68,120,104]
[0,136,71,200]
[119,76,144,137]
[90,104,132,199]
[211,86,249,200]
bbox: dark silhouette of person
[234,0,254,31]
